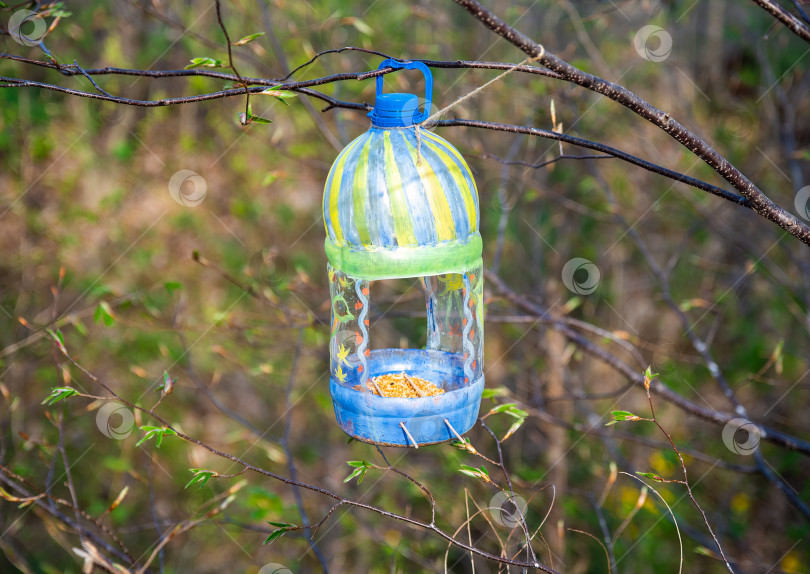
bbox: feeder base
[329,348,485,447]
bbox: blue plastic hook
[371,59,433,126]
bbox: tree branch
[52,339,560,574]
[436,119,752,207]
[750,0,810,43]
[485,270,810,456]
[451,0,810,246]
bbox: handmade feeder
[323,60,484,447]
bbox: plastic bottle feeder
[323,60,484,447]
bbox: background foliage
[0,0,808,572]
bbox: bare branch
[750,0,810,43]
[451,0,810,246]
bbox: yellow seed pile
[366,372,445,398]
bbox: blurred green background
[1,0,809,572]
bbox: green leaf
[48,3,72,18]
[263,521,296,545]
[259,89,297,105]
[489,403,528,419]
[503,417,525,441]
[459,464,491,482]
[560,296,583,314]
[344,468,364,484]
[263,527,288,545]
[481,387,508,400]
[72,319,88,337]
[261,172,279,186]
[247,113,272,125]
[239,104,273,126]
[606,410,640,426]
[185,57,224,69]
[42,387,79,406]
[344,460,371,484]
[164,281,182,294]
[636,471,665,482]
[157,372,175,395]
[94,301,115,327]
[267,521,296,528]
[185,468,217,489]
[232,32,264,46]
[89,284,113,298]
[136,426,178,448]
[45,328,67,353]
[450,437,477,454]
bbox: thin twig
[71,60,112,97]
[214,0,250,123]
[281,329,330,571]
[486,270,810,456]
[479,420,538,565]
[53,339,558,571]
[452,0,810,247]
[642,375,734,572]
[750,0,810,42]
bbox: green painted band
[325,233,483,280]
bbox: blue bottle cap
[369,93,422,127]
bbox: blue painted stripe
[366,130,395,245]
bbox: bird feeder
[323,60,484,447]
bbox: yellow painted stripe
[352,137,373,245]
[383,132,417,245]
[422,138,477,233]
[423,130,478,198]
[403,136,456,242]
[328,135,365,243]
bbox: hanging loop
[375,59,433,125]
